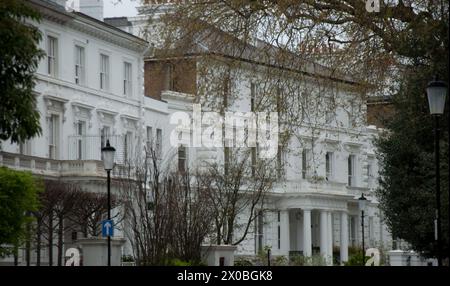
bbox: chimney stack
[72,0,104,21]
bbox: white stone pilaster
[327,211,333,266]
[320,210,328,259]
[280,210,290,256]
[340,211,349,264]
[303,209,312,257]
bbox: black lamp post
[101,140,115,267]
[358,193,368,266]
[426,77,447,266]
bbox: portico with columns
[275,193,356,265]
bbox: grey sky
[104,0,139,18]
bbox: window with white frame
[75,45,85,85]
[325,151,334,181]
[47,36,58,77]
[76,121,86,160]
[124,131,133,162]
[100,54,109,90]
[123,62,132,96]
[156,128,162,159]
[302,149,311,179]
[224,147,231,175]
[178,145,187,173]
[255,210,264,254]
[146,126,153,154]
[348,154,356,186]
[48,114,60,159]
[100,126,110,148]
[100,125,110,161]
[251,145,257,176]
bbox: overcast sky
[104,0,139,18]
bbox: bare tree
[117,144,213,265]
[69,191,120,238]
[200,147,276,246]
[28,180,120,266]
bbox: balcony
[0,151,105,178]
[0,151,138,179]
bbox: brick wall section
[144,58,197,100]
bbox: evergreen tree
[0,0,44,144]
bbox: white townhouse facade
[0,0,393,266]
[105,2,393,266]
[0,0,166,265]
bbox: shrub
[289,254,326,266]
[272,255,288,266]
[234,257,254,266]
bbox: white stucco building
[0,0,392,266]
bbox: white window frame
[48,114,60,159]
[302,149,311,179]
[156,128,162,159]
[124,131,133,162]
[47,35,58,77]
[76,120,86,160]
[74,45,85,85]
[325,151,334,181]
[100,53,110,91]
[255,210,264,254]
[178,145,187,173]
[123,61,132,96]
[348,154,356,186]
[146,126,153,154]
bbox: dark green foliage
[0,167,42,256]
[376,62,449,257]
[0,0,44,143]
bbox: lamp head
[426,77,447,115]
[101,140,116,171]
[358,193,368,211]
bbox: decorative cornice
[71,101,95,110]
[96,108,118,117]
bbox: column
[327,211,333,266]
[320,210,328,259]
[280,210,290,256]
[340,211,349,264]
[303,209,312,257]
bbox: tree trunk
[25,221,31,266]
[13,245,18,266]
[48,213,53,266]
[57,215,64,266]
[36,218,41,266]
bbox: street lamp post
[101,140,116,267]
[427,77,447,266]
[358,194,368,266]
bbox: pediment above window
[97,108,118,126]
[120,114,139,130]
